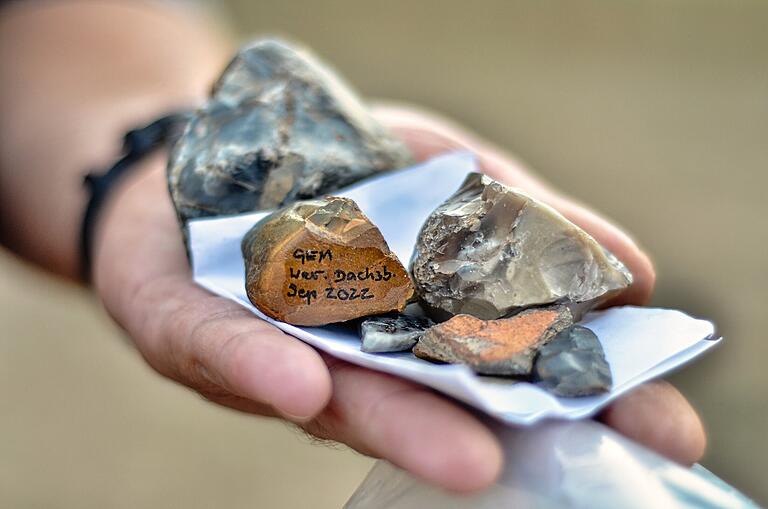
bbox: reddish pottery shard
[413,306,573,375]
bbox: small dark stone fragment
[532,325,612,397]
[360,314,434,353]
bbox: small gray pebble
[360,315,434,353]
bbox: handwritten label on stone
[242,197,414,326]
[283,246,397,306]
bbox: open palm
[91,104,705,492]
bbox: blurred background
[1,0,766,507]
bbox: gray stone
[532,325,613,397]
[168,39,412,223]
[360,314,435,353]
[411,173,633,320]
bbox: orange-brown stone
[242,196,414,326]
[413,307,573,375]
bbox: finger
[130,275,333,421]
[373,102,553,196]
[373,102,655,305]
[598,381,706,465]
[303,358,503,493]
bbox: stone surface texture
[413,306,573,375]
[532,325,613,397]
[168,39,412,223]
[411,173,633,320]
[360,314,435,353]
[242,196,414,326]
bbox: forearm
[0,1,232,279]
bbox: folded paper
[189,152,720,425]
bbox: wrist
[0,1,232,280]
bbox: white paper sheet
[188,152,720,425]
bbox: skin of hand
[0,1,705,494]
[91,104,706,493]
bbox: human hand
[91,104,705,493]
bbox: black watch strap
[79,111,190,282]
